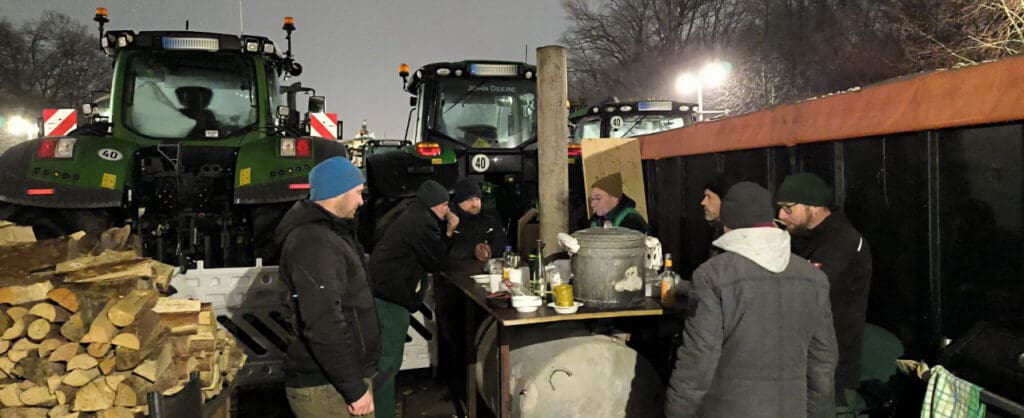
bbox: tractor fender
[233,136,349,204]
[0,136,130,209]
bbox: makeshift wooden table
[442,261,663,418]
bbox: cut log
[107,289,158,327]
[46,404,71,417]
[132,343,172,384]
[62,368,100,388]
[45,289,78,313]
[12,356,65,387]
[0,357,15,375]
[96,407,134,418]
[46,375,61,395]
[0,339,9,355]
[114,310,167,371]
[150,260,176,294]
[2,315,26,340]
[0,282,55,308]
[0,225,36,246]
[0,407,48,418]
[27,304,71,323]
[12,338,40,353]
[0,383,24,407]
[152,298,201,314]
[0,238,69,280]
[85,343,111,358]
[0,310,11,336]
[7,306,29,320]
[71,378,115,412]
[66,354,98,371]
[18,386,57,407]
[97,226,131,254]
[8,349,29,362]
[26,318,51,341]
[109,333,139,351]
[47,342,81,363]
[36,338,64,358]
[54,250,139,275]
[79,299,117,344]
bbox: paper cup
[489,274,503,293]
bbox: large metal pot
[570,227,646,308]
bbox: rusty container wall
[570,227,647,308]
[474,320,663,417]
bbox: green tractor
[360,60,541,248]
[569,99,696,142]
[0,10,347,269]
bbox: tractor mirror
[409,96,418,107]
[82,103,95,117]
[308,96,326,113]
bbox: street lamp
[3,115,38,140]
[675,61,731,121]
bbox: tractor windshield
[611,114,687,138]
[123,51,258,139]
[434,78,536,149]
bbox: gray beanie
[721,182,776,229]
[416,180,449,206]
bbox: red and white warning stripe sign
[43,108,77,137]
[310,112,338,139]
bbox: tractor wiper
[619,114,648,138]
[442,79,491,115]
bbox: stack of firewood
[0,223,246,417]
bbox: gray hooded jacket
[666,227,838,418]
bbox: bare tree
[892,0,1024,70]
[0,11,110,113]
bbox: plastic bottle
[502,245,514,268]
[659,254,681,307]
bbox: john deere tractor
[360,60,540,248]
[0,9,346,269]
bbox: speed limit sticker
[471,154,490,172]
[610,116,624,130]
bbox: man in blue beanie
[368,179,454,418]
[274,156,380,417]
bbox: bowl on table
[547,301,584,314]
[471,273,499,284]
[511,295,542,313]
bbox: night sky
[0,0,568,139]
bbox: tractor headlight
[280,138,296,157]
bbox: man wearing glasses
[776,173,872,413]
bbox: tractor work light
[162,37,219,51]
[54,138,77,159]
[117,35,129,47]
[469,63,518,77]
[524,70,534,79]
[620,105,633,112]
[416,142,442,157]
[638,101,673,112]
[679,105,690,111]
[245,39,260,52]
[436,68,451,76]
[279,138,296,157]
[263,41,276,54]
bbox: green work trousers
[286,383,374,418]
[373,298,410,418]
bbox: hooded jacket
[274,200,381,403]
[589,193,653,235]
[790,211,872,392]
[666,227,838,418]
[369,198,449,311]
[447,202,507,264]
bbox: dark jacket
[274,200,381,403]
[790,211,872,392]
[369,199,449,311]
[667,227,837,418]
[447,203,507,264]
[589,194,653,235]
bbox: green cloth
[920,365,986,418]
[373,298,410,418]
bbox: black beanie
[416,180,450,207]
[704,175,737,199]
[721,182,775,229]
[775,173,832,207]
[453,179,482,204]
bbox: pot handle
[557,232,580,255]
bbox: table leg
[499,324,510,418]
[465,298,477,418]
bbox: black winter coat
[447,203,507,264]
[588,194,653,235]
[790,211,872,392]
[274,200,381,403]
[369,199,449,311]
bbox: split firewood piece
[132,343,172,383]
[104,373,128,390]
[54,250,140,275]
[109,333,139,351]
[97,226,131,254]
[0,225,35,246]
[7,306,29,320]
[115,310,167,371]
[63,368,100,388]
[66,354,98,371]
[0,238,69,280]
[0,383,25,407]
[46,405,71,417]
[45,289,79,314]
[0,408,49,418]
[86,343,111,358]
[18,386,57,407]
[59,313,84,343]
[12,356,65,387]
[46,374,61,395]
[47,342,81,363]
[36,338,64,358]
[113,382,137,408]
[71,377,115,412]
[96,407,134,418]
[79,299,118,344]
[63,260,153,283]
[98,356,116,376]
[12,338,40,353]
[8,349,29,362]
[28,303,71,323]
[107,289,158,327]
[0,339,9,355]
[0,357,15,375]
[150,260,176,293]
[152,297,201,314]
[0,310,11,336]
[0,282,55,306]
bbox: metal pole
[697,85,704,122]
[536,46,569,257]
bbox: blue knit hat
[309,157,364,201]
